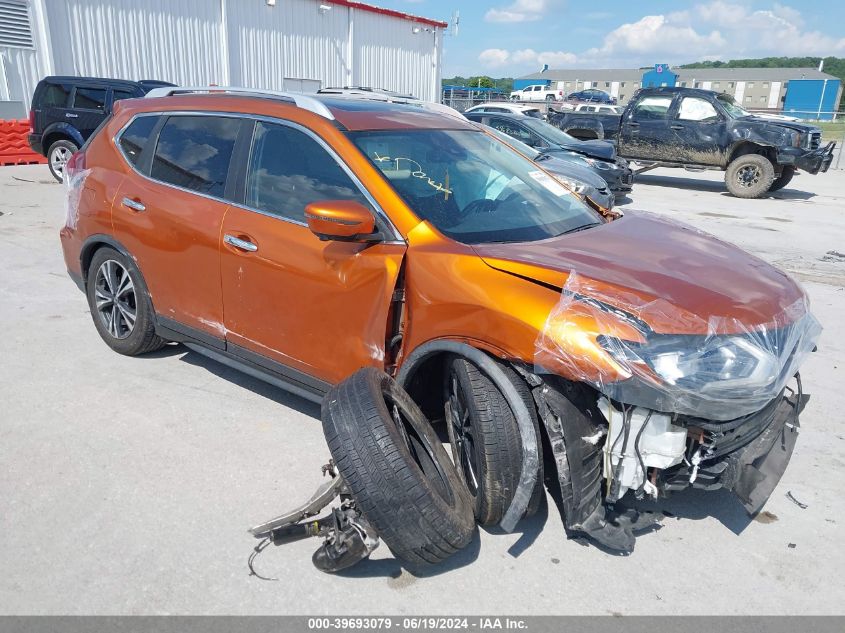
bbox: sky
[385,0,845,77]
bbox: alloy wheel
[50,146,71,179]
[94,260,137,339]
[736,164,762,188]
[447,372,479,495]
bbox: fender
[396,339,539,533]
[79,233,134,283]
[42,121,85,149]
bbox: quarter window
[151,116,239,197]
[119,116,159,167]
[72,88,107,111]
[112,89,136,104]
[245,121,368,223]
[631,96,673,120]
[41,83,70,107]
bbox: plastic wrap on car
[535,271,821,421]
[64,168,90,230]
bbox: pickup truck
[510,84,564,102]
[549,86,836,198]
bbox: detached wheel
[445,357,544,526]
[47,139,78,182]
[725,154,774,198]
[322,368,475,566]
[86,247,166,356]
[769,166,795,192]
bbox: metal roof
[324,0,447,28]
[518,67,839,82]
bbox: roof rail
[143,86,335,120]
[317,88,466,121]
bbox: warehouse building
[0,0,446,117]
[515,65,843,119]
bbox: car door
[618,94,676,160]
[219,118,406,385]
[670,96,727,165]
[112,113,245,343]
[66,85,111,139]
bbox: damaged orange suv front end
[60,88,820,554]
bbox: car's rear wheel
[86,247,166,356]
[322,368,475,566]
[725,154,775,198]
[769,166,795,192]
[47,139,78,182]
[445,357,544,526]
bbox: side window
[119,116,159,167]
[112,89,136,105]
[72,87,107,111]
[151,116,239,197]
[41,83,70,107]
[245,121,368,223]
[631,96,673,120]
[677,97,720,122]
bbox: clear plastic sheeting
[64,168,90,230]
[535,271,822,421]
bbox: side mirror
[305,200,377,242]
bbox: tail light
[65,150,86,179]
[27,109,35,134]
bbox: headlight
[556,176,589,194]
[788,130,801,148]
[584,157,612,170]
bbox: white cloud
[471,2,845,74]
[484,0,562,24]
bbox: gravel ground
[1,163,843,615]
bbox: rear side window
[632,96,673,120]
[245,121,367,223]
[151,116,239,197]
[119,116,159,167]
[40,83,70,107]
[73,87,107,111]
[112,89,137,104]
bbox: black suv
[28,76,174,181]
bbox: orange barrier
[0,119,47,166]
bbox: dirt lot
[1,164,843,615]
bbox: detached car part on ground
[60,87,821,573]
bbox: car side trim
[112,110,405,243]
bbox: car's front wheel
[86,247,166,356]
[769,165,795,192]
[47,139,78,182]
[725,154,775,198]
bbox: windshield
[519,118,578,145]
[716,94,751,118]
[349,129,601,244]
[481,124,540,158]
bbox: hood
[548,139,616,161]
[472,211,805,334]
[537,155,609,190]
[744,116,819,134]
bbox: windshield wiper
[561,222,602,235]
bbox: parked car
[464,102,544,119]
[565,88,616,105]
[464,111,634,197]
[28,76,175,181]
[479,123,615,210]
[61,86,819,560]
[509,84,564,102]
[550,86,836,198]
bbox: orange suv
[61,87,820,552]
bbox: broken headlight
[555,176,589,194]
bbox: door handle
[224,234,258,252]
[627,122,639,127]
[65,113,78,118]
[670,124,684,130]
[121,197,145,212]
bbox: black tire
[47,139,78,182]
[725,154,775,198]
[769,165,795,192]
[322,368,475,566]
[445,357,544,526]
[545,95,555,102]
[86,247,166,356]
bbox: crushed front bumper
[783,141,836,175]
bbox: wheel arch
[727,140,776,166]
[396,339,539,532]
[42,122,84,154]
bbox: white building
[0,0,446,117]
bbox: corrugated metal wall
[0,0,442,111]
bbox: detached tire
[445,357,544,526]
[769,166,795,192]
[725,154,775,198]
[322,368,475,566]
